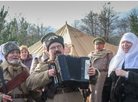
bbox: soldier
[26,32,99,102]
[88,37,113,102]
[30,34,50,74]
[64,43,71,55]
[0,41,42,102]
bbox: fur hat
[2,41,20,58]
[41,33,56,43]
[44,32,64,51]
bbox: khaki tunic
[26,58,99,102]
[30,52,49,74]
[89,49,113,102]
[0,60,42,102]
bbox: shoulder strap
[0,66,7,94]
[0,70,29,93]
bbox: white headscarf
[0,44,4,61]
[108,32,138,76]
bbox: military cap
[44,32,64,51]
[41,33,56,43]
[2,41,20,58]
[93,37,105,45]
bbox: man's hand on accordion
[87,66,96,76]
[48,69,57,78]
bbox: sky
[0,1,138,31]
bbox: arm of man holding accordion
[26,60,100,91]
[26,58,100,102]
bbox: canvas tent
[28,23,118,57]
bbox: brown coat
[0,60,42,102]
[30,52,49,74]
[89,49,113,102]
[26,58,99,102]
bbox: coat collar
[1,59,27,71]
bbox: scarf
[89,49,110,59]
[8,65,22,77]
[108,32,138,76]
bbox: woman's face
[21,48,29,60]
[121,41,133,53]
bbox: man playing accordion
[26,32,100,102]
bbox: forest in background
[0,2,138,47]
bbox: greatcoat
[88,49,113,102]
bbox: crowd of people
[0,32,138,102]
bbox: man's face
[7,50,20,65]
[64,43,71,54]
[121,41,133,53]
[94,44,104,51]
[48,42,64,60]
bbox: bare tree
[80,10,99,37]
[116,17,130,35]
[27,23,53,45]
[98,2,119,42]
[71,20,80,30]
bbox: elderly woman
[104,32,138,102]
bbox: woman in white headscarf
[104,32,138,102]
[0,44,4,64]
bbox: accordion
[50,54,90,89]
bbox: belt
[56,88,79,94]
[11,94,28,98]
[98,68,108,72]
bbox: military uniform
[30,33,50,74]
[30,52,49,74]
[27,33,99,102]
[0,60,42,102]
[26,58,99,102]
[88,37,113,102]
